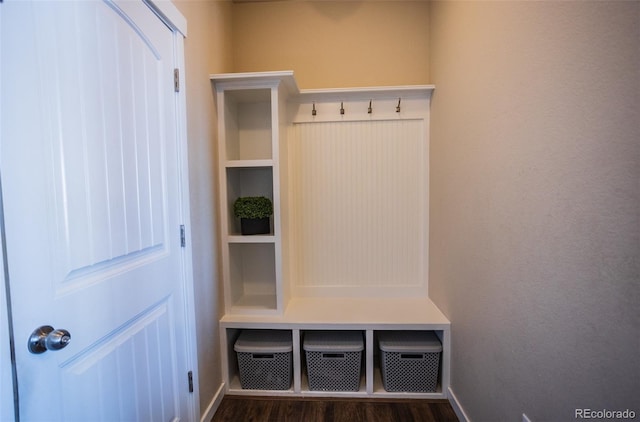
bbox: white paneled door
[1,1,196,421]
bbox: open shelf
[225,166,274,237]
[227,235,275,244]
[214,73,291,317]
[228,243,277,313]
[225,159,273,168]
[223,88,272,162]
[220,298,450,398]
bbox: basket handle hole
[400,354,424,359]
[253,353,275,359]
[321,353,346,359]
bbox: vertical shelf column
[292,328,302,393]
[365,329,374,394]
[212,72,297,316]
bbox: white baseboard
[448,387,470,422]
[200,382,225,422]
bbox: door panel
[1,1,191,420]
[60,301,176,422]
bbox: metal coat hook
[340,102,345,115]
[368,100,372,114]
[312,102,317,116]
[396,98,401,113]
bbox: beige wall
[429,1,640,420]
[172,0,233,417]
[232,0,430,89]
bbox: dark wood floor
[212,395,459,422]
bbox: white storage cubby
[302,330,365,392]
[220,297,450,398]
[225,166,274,237]
[223,88,273,162]
[213,72,296,315]
[228,243,277,310]
[212,71,450,399]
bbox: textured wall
[172,0,233,417]
[429,1,640,420]
[232,0,430,89]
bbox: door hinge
[180,225,186,247]
[174,68,180,92]
[188,371,194,393]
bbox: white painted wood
[226,159,274,168]
[278,81,293,317]
[225,167,274,235]
[219,297,450,398]
[0,240,15,422]
[448,387,471,422]
[221,317,449,398]
[221,297,449,328]
[212,71,447,400]
[211,71,299,95]
[227,235,276,244]
[365,330,375,395]
[290,120,428,297]
[1,0,195,420]
[199,382,225,422]
[300,85,435,96]
[170,11,201,420]
[224,98,272,161]
[146,0,187,36]
[293,86,433,123]
[213,74,296,315]
[292,328,302,393]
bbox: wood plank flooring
[211,396,459,422]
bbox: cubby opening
[228,243,277,311]
[226,167,274,236]
[300,330,366,394]
[372,330,444,395]
[223,88,272,162]
[225,328,294,392]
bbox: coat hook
[396,98,401,113]
[340,101,345,115]
[312,102,317,116]
[368,100,372,114]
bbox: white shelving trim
[225,159,274,168]
[220,297,450,399]
[226,235,275,244]
[212,71,449,399]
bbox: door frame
[0,0,199,420]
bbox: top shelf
[211,71,434,101]
[211,71,299,95]
[299,85,435,101]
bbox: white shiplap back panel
[291,119,427,296]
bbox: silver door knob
[28,325,71,354]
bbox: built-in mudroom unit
[211,71,450,399]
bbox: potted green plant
[233,196,273,235]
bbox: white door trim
[141,1,200,420]
[146,0,187,37]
